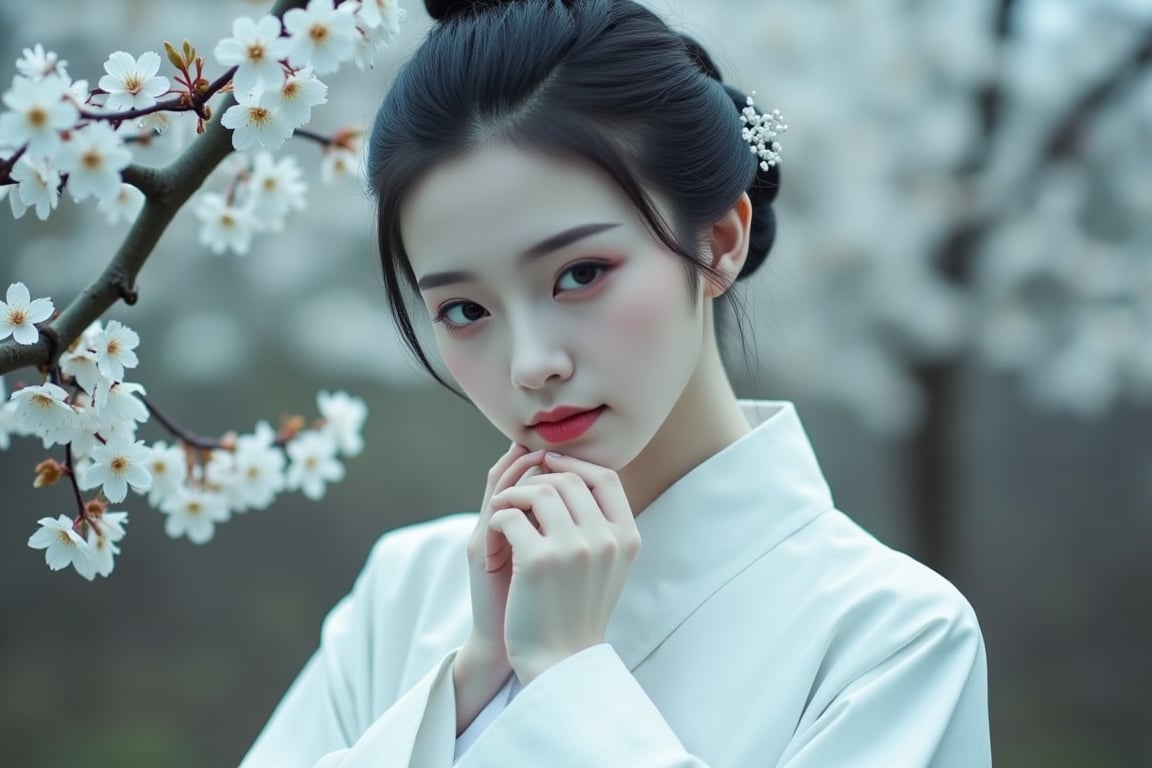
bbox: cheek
[598,262,693,351]
[440,344,496,395]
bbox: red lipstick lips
[529,405,606,444]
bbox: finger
[489,450,547,502]
[540,452,632,524]
[483,442,531,499]
[489,485,577,538]
[488,507,544,554]
[471,444,535,559]
[476,448,544,540]
[517,472,602,528]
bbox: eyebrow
[415,221,621,291]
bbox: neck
[617,306,750,517]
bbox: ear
[702,192,752,299]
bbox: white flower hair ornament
[740,91,787,171]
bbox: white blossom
[97,183,145,224]
[266,67,327,126]
[92,379,149,429]
[1,281,54,345]
[220,90,294,151]
[97,51,169,112]
[203,423,283,511]
[0,73,76,159]
[27,515,88,574]
[285,429,345,500]
[79,319,105,348]
[231,429,288,510]
[57,122,132,203]
[65,78,90,108]
[248,151,307,227]
[2,183,24,219]
[8,382,78,447]
[92,319,140,382]
[353,1,405,70]
[15,44,68,80]
[81,524,119,579]
[317,390,367,457]
[213,15,293,96]
[320,146,359,184]
[98,510,129,543]
[283,0,360,75]
[8,153,61,220]
[145,441,188,506]
[356,0,404,34]
[83,437,152,502]
[65,404,104,458]
[161,487,230,544]
[195,192,258,255]
[0,377,17,450]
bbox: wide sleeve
[777,595,992,768]
[238,516,475,768]
[453,643,706,768]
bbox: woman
[240,1,991,765]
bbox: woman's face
[400,143,707,469]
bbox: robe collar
[604,400,834,670]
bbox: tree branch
[0,0,309,377]
[978,23,1152,233]
[1036,25,1152,166]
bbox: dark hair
[367,0,782,392]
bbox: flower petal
[6,281,30,306]
[12,323,40,345]
[104,50,135,78]
[137,51,161,77]
[26,297,54,323]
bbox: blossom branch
[139,393,222,451]
[1035,25,1152,167]
[977,23,1152,233]
[291,126,332,146]
[78,64,239,123]
[0,144,27,186]
[64,441,88,515]
[0,0,309,377]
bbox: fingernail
[545,451,563,460]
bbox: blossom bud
[33,458,66,488]
[84,499,108,517]
[278,415,306,444]
[164,41,184,71]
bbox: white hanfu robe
[239,401,992,768]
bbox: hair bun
[678,34,722,82]
[425,0,511,21]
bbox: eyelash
[432,260,616,335]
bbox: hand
[487,451,642,685]
[458,442,547,676]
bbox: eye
[555,261,613,294]
[433,301,488,334]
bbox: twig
[292,126,334,147]
[140,394,222,451]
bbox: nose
[508,313,573,391]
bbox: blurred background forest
[2,0,1151,765]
